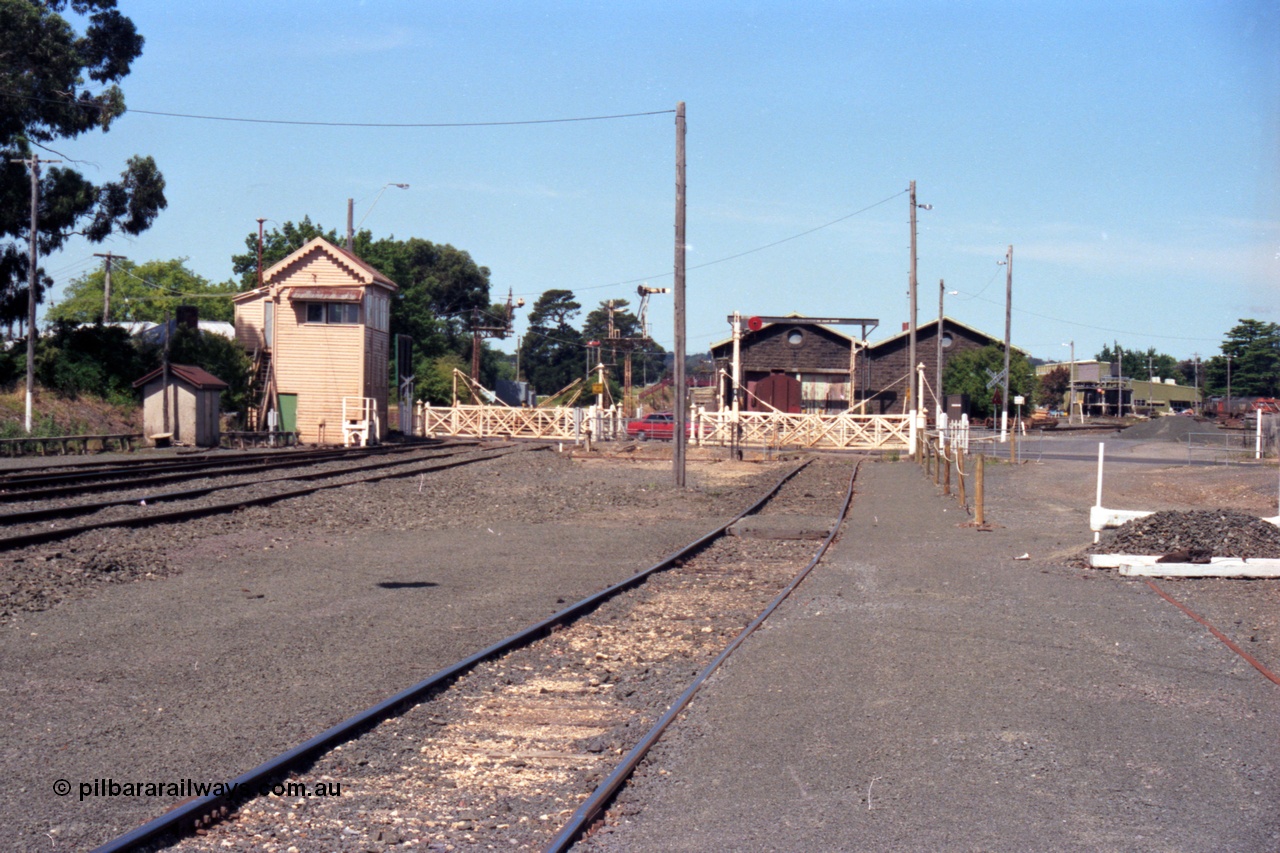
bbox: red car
[626,413,710,441]
[627,412,683,441]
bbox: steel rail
[1144,579,1280,687]
[0,443,487,528]
[0,448,335,487]
[90,458,812,853]
[545,458,861,852]
[0,444,519,552]
[0,442,459,497]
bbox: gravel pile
[1092,509,1280,558]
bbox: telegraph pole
[907,182,930,416]
[1223,350,1233,417]
[94,251,126,322]
[935,279,945,421]
[673,101,687,487]
[12,155,59,433]
[1115,340,1125,418]
[908,181,918,411]
[346,198,354,251]
[1193,353,1200,412]
[256,218,267,287]
[1068,339,1075,423]
[1003,244,1012,437]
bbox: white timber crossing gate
[415,402,912,452]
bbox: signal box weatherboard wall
[233,238,397,444]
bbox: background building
[233,237,397,444]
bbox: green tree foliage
[578,298,666,396]
[520,289,585,396]
[1,0,166,326]
[415,352,470,405]
[1038,365,1070,410]
[230,216,342,290]
[46,257,236,323]
[1203,319,1280,397]
[158,325,251,413]
[1094,343,1179,381]
[26,319,248,410]
[231,221,496,388]
[942,344,1038,420]
[34,321,148,404]
[369,236,492,360]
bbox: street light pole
[936,280,956,421]
[348,183,409,250]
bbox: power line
[0,91,674,128]
[514,189,908,298]
[957,289,1221,343]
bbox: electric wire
[0,91,674,128]
[527,189,909,299]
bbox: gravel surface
[1091,509,1280,558]
[4,434,1277,851]
[582,443,1279,852]
[167,459,854,852]
[1,444,786,852]
[0,444,511,621]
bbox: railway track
[0,442,516,552]
[0,442,473,500]
[94,455,859,853]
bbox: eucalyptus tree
[1,0,166,327]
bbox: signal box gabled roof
[260,237,397,291]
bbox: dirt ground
[957,434,1280,683]
[2,432,1276,851]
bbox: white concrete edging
[1088,554,1280,578]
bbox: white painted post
[1094,442,1105,543]
[917,362,927,438]
[1257,411,1262,460]
[731,312,742,418]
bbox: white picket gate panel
[697,411,911,450]
[419,403,910,451]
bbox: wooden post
[1003,244,1012,437]
[957,446,966,509]
[975,453,986,526]
[1010,422,1017,463]
[672,101,687,487]
[943,444,951,495]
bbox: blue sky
[43,0,1279,367]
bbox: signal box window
[305,302,360,325]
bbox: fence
[1186,414,1279,465]
[417,403,913,451]
[0,433,142,457]
[698,410,911,451]
[419,403,627,442]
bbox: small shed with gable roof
[133,363,228,447]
